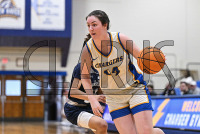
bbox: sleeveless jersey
[86,32,146,94]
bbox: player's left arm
[119,33,141,59]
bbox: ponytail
[82,33,91,47]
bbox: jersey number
[104,67,120,76]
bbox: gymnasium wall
[67,0,200,89]
[1,0,200,89]
[0,47,66,71]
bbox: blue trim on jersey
[110,106,131,120]
[130,95,153,115]
[129,62,146,85]
[92,32,112,57]
[85,43,93,59]
[117,32,128,53]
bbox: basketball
[137,47,165,74]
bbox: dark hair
[86,10,110,30]
[84,10,110,44]
[83,33,91,47]
[147,84,154,89]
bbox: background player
[64,61,107,134]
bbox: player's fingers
[100,95,106,98]
[97,110,102,117]
[93,109,102,117]
[97,96,103,100]
[98,105,103,114]
[99,95,106,100]
[99,98,106,103]
[98,96,103,101]
[98,96,106,103]
[99,99,103,103]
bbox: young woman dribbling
[81,10,164,134]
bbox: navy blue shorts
[64,103,93,125]
[64,102,106,125]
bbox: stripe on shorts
[110,106,131,120]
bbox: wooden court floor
[0,121,118,134]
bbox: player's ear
[103,23,107,29]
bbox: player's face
[86,16,107,39]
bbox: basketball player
[64,62,107,134]
[81,10,165,134]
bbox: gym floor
[0,121,119,134]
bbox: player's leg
[133,110,164,134]
[133,110,153,134]
[77,111,107,134]
[107,95,137,134]
[153,128,165,134]
[129,88,164,134]
[88,116,107,134]
[113,114,137,134]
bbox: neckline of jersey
[92,32,113,57]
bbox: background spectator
[180,80,190,95]
[161,83,176,96]
[188,80,200,95]
[147,84,157,96]
[181,76,200,95]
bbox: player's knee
[99,120,108,130]
[96,120,108,131]
[153,128,165,134]
[138,125,153,134]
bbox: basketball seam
[137,57,165,64]
[137,47,165,74]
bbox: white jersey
[86,32,145,94]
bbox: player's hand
[96,95,106,103]
[88,96,103,117]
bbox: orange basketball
[137,47,165,74]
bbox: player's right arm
[81,46,103,117]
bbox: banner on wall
[0,0,25,29]
[31,0,65,31]
[103,97,200,131]
[152,97,200,130]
